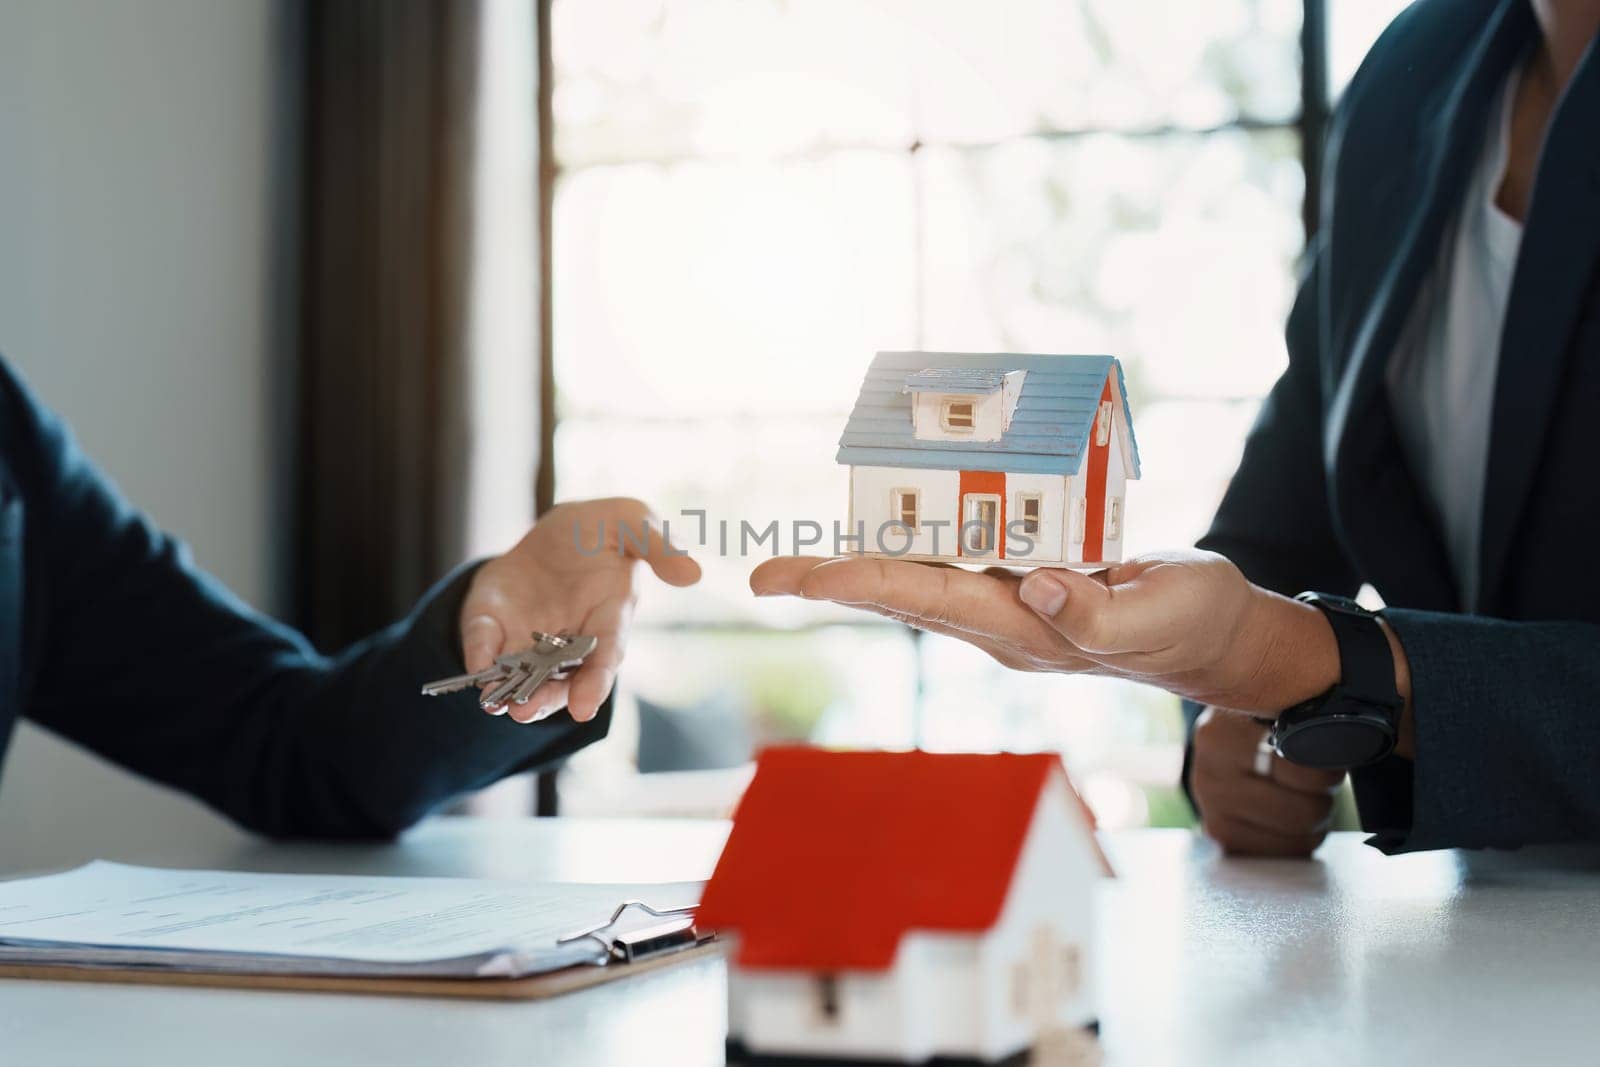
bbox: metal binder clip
[557,901,708,965]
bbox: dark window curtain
[294,0,482,650]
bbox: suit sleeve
[1355,611,1600,852]
[1180,239,1362,808]
[6,362,608,839]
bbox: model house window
[941,398,976,431]
[892,488,920,531]
[1070,498,1086,544]
[1106,496,1124,540]
[1016,492,1042,535]
[1094,401,1113,447]
[816,974,841,1023]
[964,495,999,554]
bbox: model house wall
[731,938,981,1062]
[721,767,1105,1062]
[972,775,1101,1053]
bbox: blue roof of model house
[836,352,1141,477]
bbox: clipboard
[0,900,724,1002]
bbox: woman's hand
[750,549,1340,714]
[461,498,701,723]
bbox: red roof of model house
[696,747,1111,971]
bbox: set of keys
[421,631,599,710]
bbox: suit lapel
[1477,39,1600,612]
[1326,0,1535,610]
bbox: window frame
[1016,491,1043,536]
[963,493,1002,555]
[941,397,977,433]
[891,487,921,532]
[1106,496,1124,541]
[1094,401,1113,447]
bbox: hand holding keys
[423,631,599,717]
[448,498,701,724]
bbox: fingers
[751,555,1102,672]
[1256,752,1346,796]
[1196,771,1337,833]
[1200,813,1328,858]
[630,523,702,588]
[798,556,1063,647]
[1017,562,1188,656]
[504,678,571,724]
[1193,707,1344,797]
[1191,706,1339,857]
[595,497,702,587]
[564,662,616,723]
[750,555,829,597]
[460,613,505,674]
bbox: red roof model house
[699,747,1110,1065]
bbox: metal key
[420,631,573,698]
[422,631,598,709]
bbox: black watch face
[1276,716,1394,769]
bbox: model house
[837,352,1140,567]
[699,747,1111,1065]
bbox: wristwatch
[1265,592,1403,769]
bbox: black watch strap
[1299,593,1400,710]
[1267,593,1402,769]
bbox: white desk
[1,821,1596,1066]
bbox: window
[941,398,976,432]
[1106,496,1124,540]
[892,488,920,531]
[1094,401,1113,447]
[536,0,1400,830]
[1017,492,1042,536]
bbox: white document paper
[0,861,702,978]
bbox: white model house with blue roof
[837,352,1140,567]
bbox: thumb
[460,613,506,673]
[1016,568,1121,653]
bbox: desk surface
[1,820,1596,1067]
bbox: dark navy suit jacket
[1186,0,1600,852]
[0,360,608,838]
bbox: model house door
[962,493,1001,557]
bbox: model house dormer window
[1094,401,1113,447]
[941,398,976,432]
[902,368,1014,443]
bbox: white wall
[0,0,291,873]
